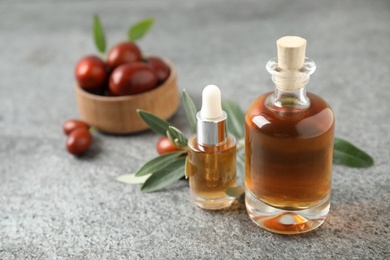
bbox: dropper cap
[197,85,227,146]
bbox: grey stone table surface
[1,0,389,259]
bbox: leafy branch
[117,90,374,193]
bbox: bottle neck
[270,86,310,110]
[265,57,316,112]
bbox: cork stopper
[277,36,307,70]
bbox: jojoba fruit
[106,42,142,69]
[63,119,89,135]
[156,136,180,155]
[146,56,170,83]
[75,55,107,90]
[66,128,92,156]
[109,62,158,96]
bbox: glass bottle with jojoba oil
[245,36,335,234]
[186,85,237,210]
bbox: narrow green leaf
[166,130,186,151]
[116,173,151,184]
[135,151,183,177]
[141,157,186,192]
[166,130,177,148]
[128,18,155,42]
[225,185,245,198]
[236,138,245,151]
[237,152,245,175]
[93,14,106,54]
[182,90,197,134]
[167,126,188,147]
[137,109,172,136]
[333,138,374,168]
[184,156,189,179]
[222,99,245,139]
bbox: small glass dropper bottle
[186,85,237,210]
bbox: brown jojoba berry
[106,42,142,69]
[75,55,107,91]
[156,136,180,155]
[109,62,158,96]
[66,128,92,156]
[146,56,170,83]
[63,119,90,135]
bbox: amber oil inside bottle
[187,134,236,209]
[245,92,334,210]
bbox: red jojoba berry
[75,55,107,91]
[106,42,142,69]
[146,56,170,83]
[156,136,180,155]
[63,119,89,135]
[109,62,157,96]
[66,128,92,156]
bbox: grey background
[1,0,389,259]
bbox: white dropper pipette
[200,85,223,120]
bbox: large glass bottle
[245,36,335,234]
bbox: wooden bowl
[75,58,179,134]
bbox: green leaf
[141,157,186,192]
[222,99,245,139]
[135,151,183,177]
[166,130,176,148]
[116,173,151,184]
[333,137,374,168]
[184,156,189,179]
[128,18,155,42]
[137,109,172,136]
[225,185,245,198]
[167,126,188,148]
[93,14,106,54]
[237,152,245,175]
[182,90,197,134]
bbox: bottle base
[191,194,235,210]
[245,190,330,234]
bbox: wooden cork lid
[277,36,307,70]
